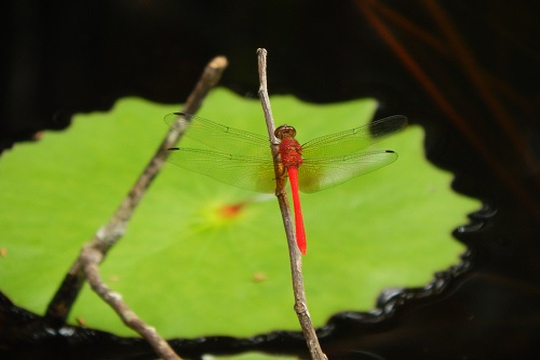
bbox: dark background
[2,0,540,359]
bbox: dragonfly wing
[301,115,408,159]
[164,112,271,157]
[298,150,398,193]
[166,148,277,193]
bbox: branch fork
[45,56,229,360]
[44,49,326,360]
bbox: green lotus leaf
[0,88,479,359]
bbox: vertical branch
[256,48,327,360]
[257,50,278,145]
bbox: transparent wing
[301,115,408,159]
[164,112,270,157]
[164,113,405,194]
[166,148,277,193]
[298,150,398,193]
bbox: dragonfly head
[275,125,297,140]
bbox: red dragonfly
[165,112,407,255]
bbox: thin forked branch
[83,248,180,359]
[44,56,228,359]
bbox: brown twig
[44,56,228,358]
[421,0,540,178]
[256,48,327,360]
[83,247,180,359]
[356,0,540,217]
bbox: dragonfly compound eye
[275,125,297,139]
